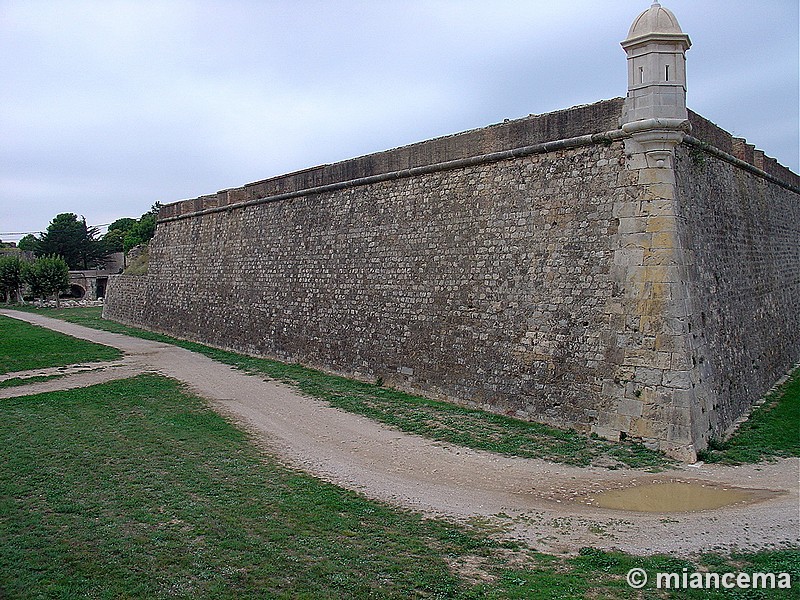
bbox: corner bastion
[104,5,799,461]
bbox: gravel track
[3,309,797,555]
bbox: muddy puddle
[582,481,776,513]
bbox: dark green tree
[24,255,70,307]
[0,256,25,303]
[36,213,106,270]
[102,217,137,254]
[102,229,125,254]
[124,203,161,252]
[17,234,38,252]
[109,217,137,232]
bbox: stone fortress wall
[104,4,800,460]
[673,131,800,443]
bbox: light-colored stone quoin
[105,3,799,461]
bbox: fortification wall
[104,97,800,460]
[107,138,629,431]
[673,144,800,440]
[688,111,800,189]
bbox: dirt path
[2,309,798,555]
[0,359,143,398]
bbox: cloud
[0,0,797,241]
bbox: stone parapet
[158,99,626,221]
[688,110,800,189]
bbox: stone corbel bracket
[622,118,692,169]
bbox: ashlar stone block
[617,398,644,417]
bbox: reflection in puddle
[588,482,760,512]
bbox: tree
[37,213,107,270]
[102,217,137,254]
[24,255,70,307]
[0,256,25,303]
[17,234,38,252]
[101,229,127,254]
[109,217,137,232]
[124,203,161,252]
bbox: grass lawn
[9,306,671,470]
[1,374,796,598]
[0,314,121,375]
[699,369,800,464]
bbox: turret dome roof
[627,2,684,38]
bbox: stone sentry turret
[620,1,692,169]
[595,1,704,460]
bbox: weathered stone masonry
[674,137,800,442]
[107,100,630,430]
[104,98,799,461]
[104,4,800,460]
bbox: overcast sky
[1,0,798,242]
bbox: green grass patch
[1,374,795,598]
[0,374,63,389]
[699,368,800,464]
[561,548,798,599]
[0,374,490,598]
[0,314,121,375]
[11,306,670,469]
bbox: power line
[1,223,113,237]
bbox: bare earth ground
[2,309,798,556]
